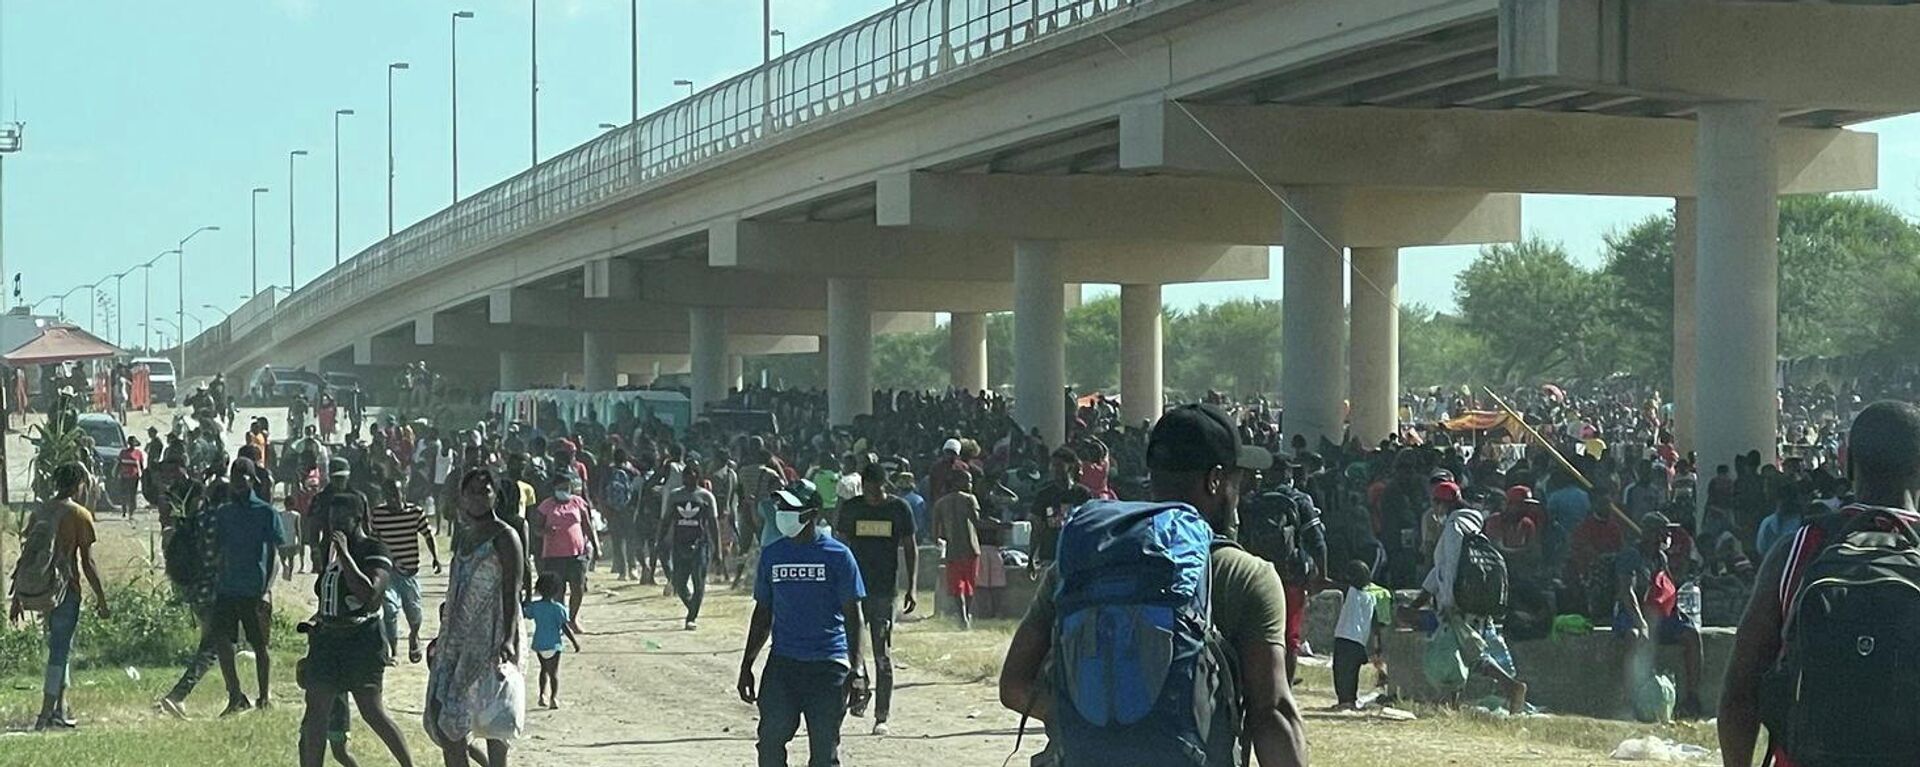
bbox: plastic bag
[1632,673,1677,724]
[1423,626,1468,691]
[1610,736,1710,761]
[470,663,527,742]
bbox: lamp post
[139,251,174,351]
[675,79,694,99]
[288,150,308,290]
[333,109,355,267]
[771,29,786,57]
[177,226,220,381]
[112,268,134,347]
[250,187,269,296]
[530,0,539,168]
[387,62,410,236]
[452,10,475,202]
[598,122,618,132]
[630,0,639,124]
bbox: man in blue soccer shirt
[738,483,869,767]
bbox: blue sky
[4,0,1918,343]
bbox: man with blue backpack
[998,403,1309,766]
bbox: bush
[0,577,303,680]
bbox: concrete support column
[1672,198,1698,454]
[1119,284,1164,428]
[1348,247,1399,446]
[1695,102,1780,477]
[728,355,746,391]
[1282,188,1347,447]
[827,278,874,426]
[948,312,989,393]
[500,350,533,391]
[1014,241,1067,448]
[582,331,618,392]
[690,306,730,417]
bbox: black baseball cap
[1147,404,1273,473]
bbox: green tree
[1455,236,1607,382]
[1399,303,1494,390]
[1065,294,1121,392]
[1167,298,1283,399]
[873,327,948,391]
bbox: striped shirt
[369,502,431,574]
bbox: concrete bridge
[186,0,1914,467]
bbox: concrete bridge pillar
[1282,188,1347,447]
[500,351,534,391]
[1672,198,1698,455]
[1694,102,1780,477]
[828,278,875,426]
[1348,247,1399,447]
[1119,284,1163,428]
[948,312,989,394]
[690,307,730,417]
[583,331,618,392]
[1014,240,1067,449]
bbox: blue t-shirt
[213,493,288,598]
[755,533,866,663]
[522,599,571,652]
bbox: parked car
[323,371,364,401]
[131,356,177,405]
[75,412,128,478]
[245,365,325,405]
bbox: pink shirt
[537,496,590,558]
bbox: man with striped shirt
[369,478,440,665]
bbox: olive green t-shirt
[1020,545,1288,648]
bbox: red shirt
[117,447,146,479]
[1486,511,1536,549]
[1566,516,1625,576]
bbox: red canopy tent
[2,324,123,365]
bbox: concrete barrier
[1378,624,1734,719]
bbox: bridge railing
[242,0,1157,356]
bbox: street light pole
[334,109,355,267]
[452,11,475,203]
[177,226,220,382]
[530,0,540,168]
[387,62,410,236]
[631,0,639,124]
[250,187,269,297]
[288,150,308,290]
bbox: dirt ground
[5,405,1713,766]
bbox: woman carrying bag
[425,468,527,767]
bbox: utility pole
[631,0,639,124]
[452,11,475,202]
[289,150,308,290]
[387,62,410,236]
[530,0,540,167]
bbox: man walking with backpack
[1721,400,1920,767]
[998,403,1308,766]
[159,465,223,719]
[1415,481,1528,713]
[1240,459,1328,685]
[8,462,112,731]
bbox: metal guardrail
[192,0,1160,366]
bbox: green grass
[0,665,312,767]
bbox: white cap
[942,438,962,455]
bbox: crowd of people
[10,362,1920,766]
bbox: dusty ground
[2,405,1723,766]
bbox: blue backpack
[605,469,635,514]
[1047,500,1242,766]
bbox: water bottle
[1678,579,1703,626]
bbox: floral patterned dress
[427,536,517,741]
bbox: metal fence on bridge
[194,0,1161,370]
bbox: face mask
[554,489,573,502]
[775,511,809,538]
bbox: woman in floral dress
[426,468,526,766]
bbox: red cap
[1505,485,1539,507]
[556,438,577,451]
[1431,481,1462,505]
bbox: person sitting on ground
[1614,511,1704,719]
[1412,481,1529,713]
[523,573,582,709]
[998,404,1309,766]
[1332,559,1392,711]
[1721,401,1920,766]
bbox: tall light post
[597,122,618,132]
[451,10,476,202]
[333,109,355,267]
[54,285,82,322]
[630,0,639,124]
[387,62,410,236]
[139,250,175,351]
[675,79,694,99]
[177,226,220,380]
[771,29,786,57]
[250,187,269,296]
[530,0,540,167]
[288,150,308,290]
[112,267,134,347]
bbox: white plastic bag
[1610,736,1710,761]
[469,663,526,742]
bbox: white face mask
[554,489,573,502]
[775,510,809,538]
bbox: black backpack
[1451,510,1509,617]
[1762,509,1920,767]
[1240,488,1311,582]
[164,510,207,588]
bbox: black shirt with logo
[838,496,914,598]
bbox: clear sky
[4,0,1918,345]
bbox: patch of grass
[891,616,1018,683]
[0,665,311,766]
[0,576,302,679]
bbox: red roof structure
[2,324,123,365]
